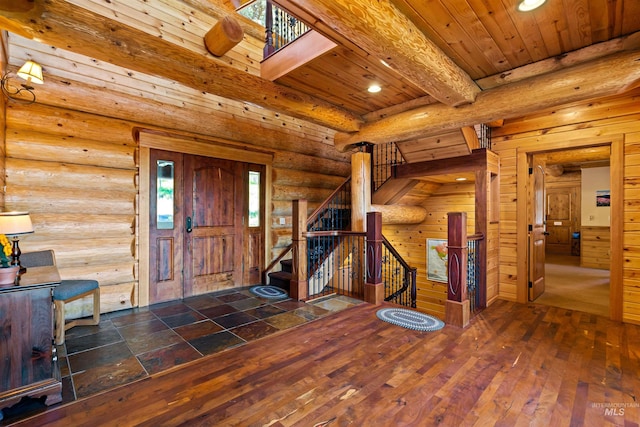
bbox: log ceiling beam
[0,0,363,133]
[276,0,479,107]
[394,149,490,179]
[335,49,640,151]
[180,0,265,42]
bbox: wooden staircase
[268,259,292,290]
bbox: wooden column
[290,199,307,300]
[365,211,384,305]
[351,151,371,232]
[204,15,244,57]
[445,212,470,328]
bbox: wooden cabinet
[0,266,62,409]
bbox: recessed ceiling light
[368,84,382,93]
[517,0,546,11]
[456,177,467,181]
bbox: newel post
[445,212,470,327]
[365,211,384,304]
[290,199,307,300]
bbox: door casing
[516,135,622,321]
[137,129,273,307]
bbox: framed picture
[427,238,448,283]
[596,190,610,207]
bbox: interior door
[149,150,184,304]
[529,156,546,301]
[546,186,579,255]
[183,155,244,297]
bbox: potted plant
[0,234,19,286]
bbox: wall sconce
[1,60,44,104]
[0,212,34,273]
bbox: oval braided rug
[376,308,445,331]
[249,285,288,299]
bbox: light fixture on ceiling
[368,84,382,93]
[456,177,467,181]
[517,0,546,11]
[1,60,44,104]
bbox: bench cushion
[53,279,99,301]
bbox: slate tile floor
[54,288,362,405]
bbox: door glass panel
[248,171,260,227]
[157,160,174,229]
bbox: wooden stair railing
[263,177,352,291]
[381,235,417,308]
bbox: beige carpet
[534,253,610,317]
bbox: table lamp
[0,212,34,273]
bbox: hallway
[535,253,610,317]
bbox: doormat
[376,308,445,332]
[249,285,288,299]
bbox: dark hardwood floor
[11,299,640,426]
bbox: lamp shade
[16,61,44,85]
[0,212,34,236]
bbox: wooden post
[365,211,384,304]
[290,199,307,300]
[204,15,244,57]
[351,151,371,232]
[445,212,469,327]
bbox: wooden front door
[149,151,264,303]
[529,157,546,301]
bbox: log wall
[383,182,475,319]
[3,54,349,319]
[492,87,640,324]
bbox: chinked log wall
[2,95,349,319]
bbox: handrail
[262,177,351,284]
[305,230,364,238]
[382,235,417,307]
[262,244,292,284]
[306,177,351,229]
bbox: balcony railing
[264,0,310,58]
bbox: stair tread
[268,271,292,279]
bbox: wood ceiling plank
[530,0,568,57]
[464,0,532,71]
[276,0,480,107]
[499,0,550,62]
[562,0,594,49]
[395,0,502,79]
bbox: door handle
[543,231,550,236]
[186,216,192,233]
